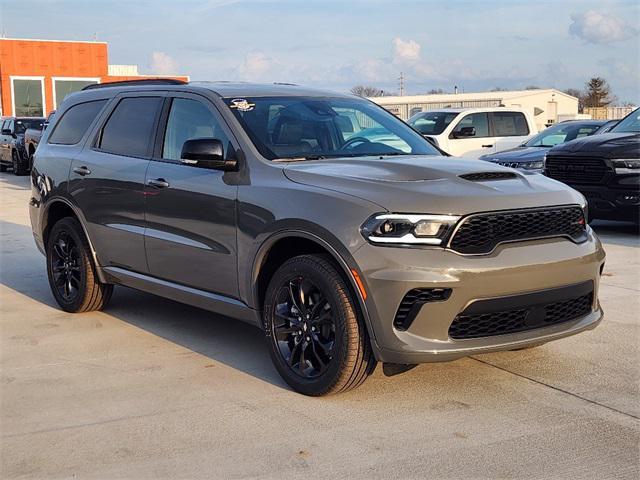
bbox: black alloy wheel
[46,217,113,312]
[263,254,376,396]
[49,229,83,302]
[272,276,336,378]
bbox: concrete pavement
[1,173,638,479]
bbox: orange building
[0,38,189,117]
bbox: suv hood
[482,147,547,163]
[548,132,640,158]
[283,155,583,214]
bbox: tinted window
[610,109,640,133]
[492,112,529,136]
[525,122,600,147]
[99,97,162,157]
[452,113,489,138]
[14,118,45,134]
[162,98,230,161]
[49,100,107,145]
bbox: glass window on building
[54,80,99,108]
[13,78,44,117]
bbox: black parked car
[0,116,46,175]
[481,120,608,173]
[545,108,640,223]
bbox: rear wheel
[0,161,7,172]
[263,254,376,396]
[46,217,113,313]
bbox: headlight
[361,213,460,246]
[520,160,544,170]
[611,159,640,175]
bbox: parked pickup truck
[545,108,639,223]
[407,107,538,159]
[24,111,55,170]
[0,116,46,175]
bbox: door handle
[72,165,91,176]
[147,178,170,189]
[482,144,494,148]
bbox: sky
[1,0,639,103]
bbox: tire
[12,150,25,176]
[263,254,376,396]
[0,162,7,172]
[46,217,113,313]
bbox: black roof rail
[82,79,187,91]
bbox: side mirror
[1,128,12,136]
[454,126,476,138]
[180,138,237,171]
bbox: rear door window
[492,112,529,136]
[98,97,162,157]
[48,100,107,145]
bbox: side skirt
[103,266,261,327]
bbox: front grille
[545,156,609,184]
[449,206,586,255]
[459,171,517,182]
[394,288,452,331]
[448,283,594,340]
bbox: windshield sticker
[229,98,255,112]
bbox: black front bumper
[572,184,640,222]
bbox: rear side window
[98,97,162,157]
[492,112,529,136]
[49,100,107,145]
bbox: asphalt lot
[1,173,638,479]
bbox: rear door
[68,93,164,273]
[490,111,531,153]
[447,112,495,158]
[0,119,14,162]
[143,93,239,298]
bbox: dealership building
[371,89,579,131]
[0,38,189,117]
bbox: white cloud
[392,37,421,63]
[150,51,178,75]
[569,10,638,44]
[237,51,273,81]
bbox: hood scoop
[459,171,518,182]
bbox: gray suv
[29,80,605,395]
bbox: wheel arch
[251,230,379,349]
[42,197,107,283]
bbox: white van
[407,107,538,158]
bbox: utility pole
[399,72,405,96]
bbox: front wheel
[263,254,376,396]
[12,150,25,176]
[46,217,113,313]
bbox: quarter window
[492,112,529,136]
[99,97,162,157]
[162,98,231,161]
[452,113,489,138]
[49,100,107,145]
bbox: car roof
[69,81,354,100]
[413,107,530,114]
[556,119,607,125]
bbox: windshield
[610,109,640,133]
[407,111,459,135]
[223,96,440,160]
[14,118,45,135]
[525,122,601,147]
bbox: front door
[68,94,164,273]
[144,94,239,298]
[447,112,496,158]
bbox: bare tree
[426,88,446,94]
[564,88,586,112]
[351,85,386,97]
[525,85,541,90]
